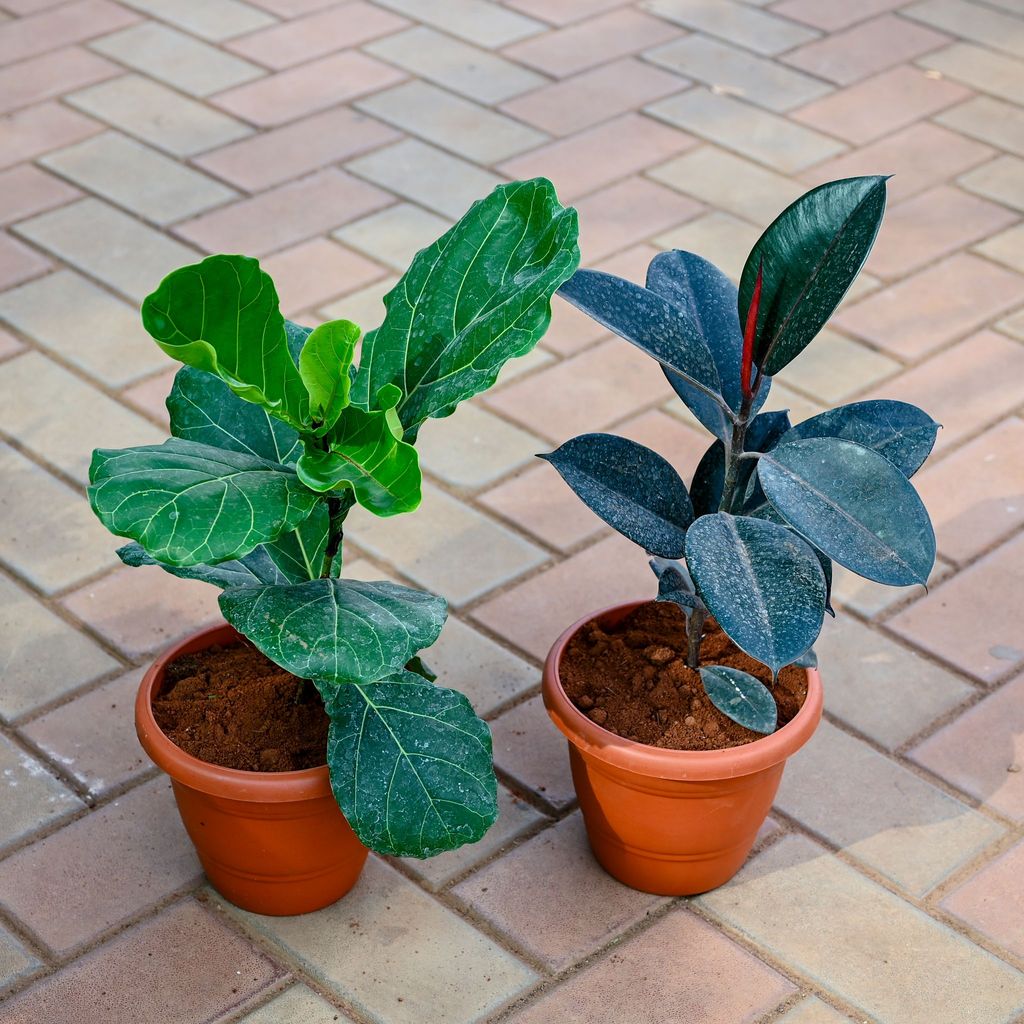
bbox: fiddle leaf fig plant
[545,176,937,737]
[88,177,580,857]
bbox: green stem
[687,606,707,670]
[321,492,353,579]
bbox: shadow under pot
[542,602,822,896]
[135,622,368,916]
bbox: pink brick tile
[503,7,679,77]
[836,255,1024,361]
[501,58,686,136]
[0,0,69,11]
[0,232,50,289]
[911,673,1024,820]
[0,101,102,170]
[0,325,24,359]
[0,778,200,954]
[782,14,951,85]
[227,1,408,69]
[888,533,1024,683]
[0,47,119,116]
[453,814,669,970]
[594,243,662,285]
[507,906,794,1023]
[505,0,627,24]
[120,367,176,429]
[0,0,137,67]
[616,408,708,483]
[246,0,335,13]
[792,66,971,145]
[174,169,391,257]
[0,165,78,225]
[0,899,285,1024]
[194,105,398,193]
[498,112,696,202]
[541,296,610,356]
[774,0,907,31]
[211,50,405,127]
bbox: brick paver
[1,3,1022,1021]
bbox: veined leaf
[299,319,359,435]
[541,433,693,558]
[699,665,777,734]
[324,679,497,857]
[651,557,699,611]
[142,254,309,428]
[757,437,935,586]
[88,438,320,567]
[354,178,579,436]
[219,578,447,685]
[117,540,288,588]
[263,502,332,581]
[740,176,887,376]
[685,513,826,674]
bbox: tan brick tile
[0,730,82,847]
[759,378,828,426]
[654,210,761,281]
[776,328,899,403]
[0,0,67,11]
[246,0,334,13]
[0,900,284,1024]
[937,95,1024,157]
[911,672,1024,819]
[889,533,1024,683]
[120,367,175,428]
[504,0,626,25]
[774,0,907,31]
[504,7,679,77]
[588,244,658,286]
[617,407,708,482]
[175,169,390,257]
[905,0,1024,59]
[540,297,609,356]
[472,533,657,661]
[0,231,49,290]
[835,255,1024,361]
[783,14,950,85]
[0,101,101,170]
[347,138,502,219]
[494,345,555,387]
[0,165,78,225]
[0,923,38,991]
[830,557,953,620]
[61,563,222,659]
[358,79,547,163]
[793,66,969,145]
[366,25,545,103]
[0,326,23,360]
[647,33,833,113]
[644,0,817,54]
[117,0,274,41]
[0,0,136,66]
[92,23,264,98]
[226,856,536,1024]
[500,58,685,137]
[649,145,802,226]
[960,154,1024,212]
[318,274,397,332]
[15,197,198,302]
[919,41,1024,103]
[375,0,543,48]
[701,834,1024,1023]
[775,996,852,1023]
[333,202,450,272]
[239,986,354,1023]
[508,904,794,1023]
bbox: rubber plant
[544,175,937,735]
[87,178,580,858]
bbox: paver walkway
[1,0,1023,1021]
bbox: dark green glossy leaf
[650,557,699,611]
[219,578,447,685]
[262,502,331,581]
[792,648,817,669]
[699,665,777,734]
[541,433,693,558]
[116,540,288,588]
[88,439,319,567]
[405,655,437,683]
[740,176,887,375]
[690,440,725,517]
[757,437,935,586]
[685,512,826,674]
[324,679,497,857]
[353,178,579,436]
[142,254,308,428]
[299,319,359,435]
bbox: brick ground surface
[0,2,1023,1022]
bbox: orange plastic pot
[136,623,368,916]
[543,602,822,896]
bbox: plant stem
[321,493,353,579]
[718,392,753,513]
[686,606,706,669]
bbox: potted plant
[540,175,937,895]
[87,178,580,915]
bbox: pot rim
[136,622,332,803]
[542,601,823,781]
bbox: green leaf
[324,679,497,857]
[142,254,308,428]
[757,437,935,587]
[685,513,826,674]
[650,557,699,612]
[541,433,693,558]
[263,502,331,581]
[740,177,887,376]
[88,438,320,567]
[219,578,447,685]
[699,665,777,734]
[299,319,360,435]
[353,178,579,436]
[117,540,288,588]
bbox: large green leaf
[324,678,497,857]
[739,177,887,376]
[298,319,359,435]
[353,178,579,435]
[685,513,826,674]
[699,665,777,734]
[88,438,320,567]
[142,254,309,429]
[757,437,935,586]
[219,578,447,684]
[117,540,288,588]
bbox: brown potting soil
[153,642,329,772]
[561,601,807,751]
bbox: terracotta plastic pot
[136,623,368,916]
[542,602,822,896]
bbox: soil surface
[561,602,807,751]
[153,642,329,772]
